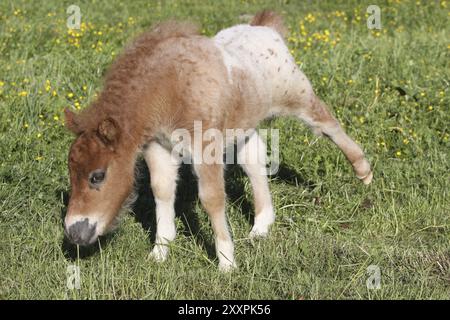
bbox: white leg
[216,236,236,272]
[144,141,180,262]
[237,133,275,238]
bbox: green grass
[0,0,449,299]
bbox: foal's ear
[64,107,82,135]
[97,117,120,148]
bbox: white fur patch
[65,213,107,237]
[249,206,275,238]
[150,198,177,262]
[216,238,236,272]
[214,25,311,106]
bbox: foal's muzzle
[65,218,97,246]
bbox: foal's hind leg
[194,163,236,271]
[144,141,180,262]
[237,132,275,238]
[295,96,373,184]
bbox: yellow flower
[305,13,316,23]
[52,90,57,97]
[0,81,5,86]
[53,115,59,121]
[428,106,433,111]
[37,133,42,138]
[396,151,402,157]
[45,80,51,92]
[82,85,87,91]
[35,156,43,161]
[67,92,74,98]
[18,91,28,97]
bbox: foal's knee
[151,174,176,201]
[198,181,225,214]
[195,164,225,211]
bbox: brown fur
[64,19,227,235]
[65,21,201,144]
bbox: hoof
[218,261,237,272]
[353,158,373,185]
[360,171,373,185]
[249,207,274,239]
[149,245,168,262]
[249,225,269,239]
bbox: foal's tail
[250,10,287,38]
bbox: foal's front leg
[194,163,236,271]
[144,141,180,262]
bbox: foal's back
[214,25,314,116]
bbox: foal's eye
[89,170,106,187]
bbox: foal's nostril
[67,218,97,246]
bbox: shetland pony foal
[64,11,372,271]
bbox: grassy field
[0,0,449,299]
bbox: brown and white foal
[64,11,372,271]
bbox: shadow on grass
[131,159,217,260]
[58,155,313,261]
[272,165,316,190]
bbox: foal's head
[63,108,135,245]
